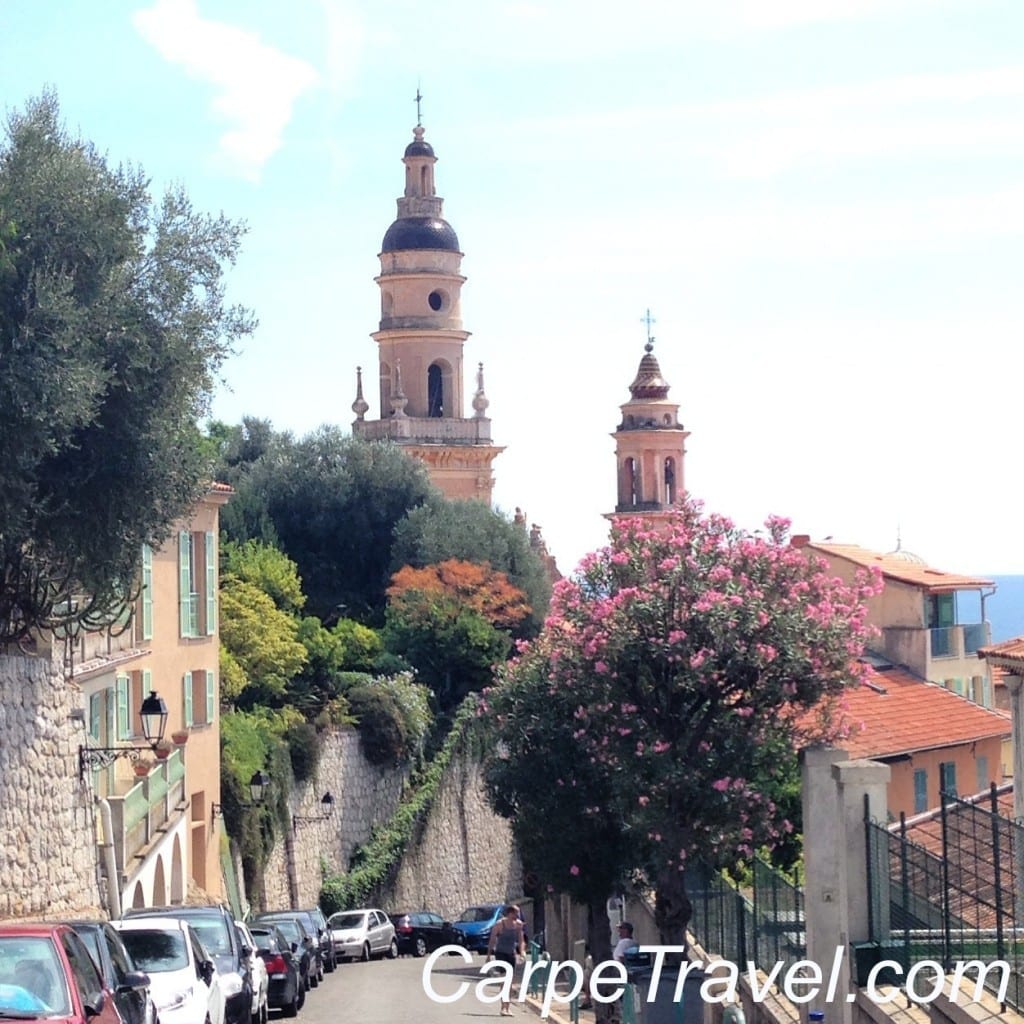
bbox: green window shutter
[913,769,927,813]
[89,693,102,741]
[116,674,130,740]
[105,688,116,746]
[141,544,154,640]
[184,671,193,727]
[179,532,192,637]
[206,670,215,724]
[205,532,217,635]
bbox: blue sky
[3,0,1023,577]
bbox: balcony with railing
[929,622,990,660]
[353,416,492,445]
[107,748,187,875]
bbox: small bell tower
[611,311,689,515]
[351,95,503,503]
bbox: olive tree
[0,91,254,642]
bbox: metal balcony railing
[107,748,187,874]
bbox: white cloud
[132,0,319,180]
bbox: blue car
[450,904,509,954]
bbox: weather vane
[641,308,656,349]
[415,85,423,126]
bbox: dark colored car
[251,915,315,992]
[297,909,336,973]
[247,925,303,1019]
[0,922,123,1024]
[387,911,458,958]
[65,920,158,1024]
[123,905,253,1024]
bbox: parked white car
[234,922,267,1024]
[112,918,226,1024]
[327,909,397,962]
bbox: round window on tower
[428,289,448,312]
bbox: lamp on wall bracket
[293,792,335,830]
[78,691,169,780]
[212,770,272,823]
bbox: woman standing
[486,905,527,1016]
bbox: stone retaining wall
[0,647,102,919]
[255,725,520,918]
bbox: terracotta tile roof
[835,665,1010,760]
[209,481,234,494]
[889,786,1018,932]
[803,542,994,591]
[977,636,1024,665]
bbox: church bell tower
[611,315,689,516]
[351,106,503,503]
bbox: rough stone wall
[252,727,520,919]
[260,728,408,911]
[382,751,522,920]
[0,647,103,919]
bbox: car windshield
[117,930,188,972]
[458,907,499,923]
[0,937,71,1017]
[268,920,301,942]
[329,913,365,930]
[248,931,278,953]
[182,920,231,956]
[74,931,102,971]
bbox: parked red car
[0,922,123,1024]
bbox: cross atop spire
[415,86,423,126]
[641,308,656,352]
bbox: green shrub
[286,720,321,781]
[348,685,408,766]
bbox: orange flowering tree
[485,497,881,951]
[385,559,532,712]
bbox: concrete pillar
[1006,677,1024,822]
[801,747,890,1024]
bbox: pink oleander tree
[486,496,881,953]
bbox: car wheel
[387,938,399,960]
[325,951,336,974]
[414,937,427,958]
[297,984,306,1012]
[360,942,370,963]
[310,968,318,989]
[282,995,298,1020]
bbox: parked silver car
[326,909,397,962]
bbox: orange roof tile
[977,636,1024,665]
[835,665,1009,760]
[804,542,993,591]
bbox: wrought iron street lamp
[293,792,335,830]
[212,770,272,822]
[78,690,169,780]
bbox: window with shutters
[184,669,217,727]
[939,761,957,798]
[976,756,990,794]
[179,531,218,638]
[139,544,153,641]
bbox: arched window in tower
[381,361,392,417]
[622,457,640,508]
[421,166,428,194]
[427,364,444,417]
[664,457,677,505]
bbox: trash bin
[625,965,706,1024]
